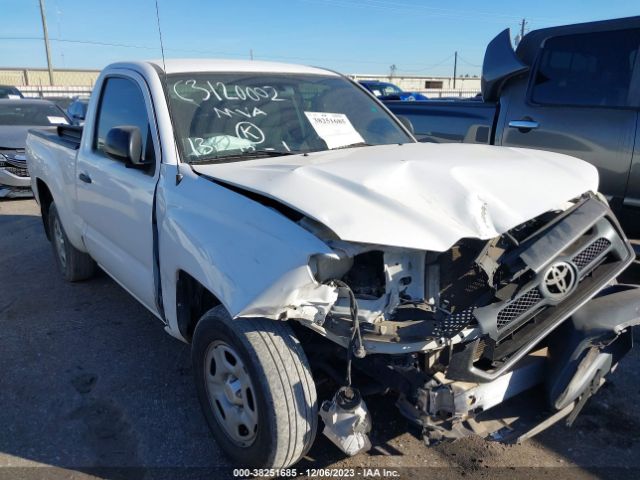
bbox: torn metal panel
[192,142,598,251]
[238,268,339,322]
[325,246,427,324]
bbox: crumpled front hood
[193,143,599,251]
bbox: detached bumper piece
[405,285,640,445]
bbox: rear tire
[192,305,318,468]
[48,202,96,282]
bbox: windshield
[0,102,69,126]
[167,72,413,163]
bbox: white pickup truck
[26,59,640,469]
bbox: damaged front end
[292,193,639,452]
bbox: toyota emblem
[540,261,577,300]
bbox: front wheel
[192,306,318,468]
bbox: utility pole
[389,64,397,80]
[453,51,457,89]
[250,49,254,60]
[520,18,527,40]
[38,0,54,86]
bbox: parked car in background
[48,97,75,111]
[384,16,640,235]
[0,99,70,198]
[26,59,640,469]
[359,80,428,101]
[0,85,24,99]
[66,97,89,125]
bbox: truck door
[624,123,640,234]
[76,72,161,314]
[499,28,639,205]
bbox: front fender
[157,167,336,338]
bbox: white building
[349,73,481,98]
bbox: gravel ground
[1,198,639,480]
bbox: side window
[531,29,640,108]
[94,77,155,164]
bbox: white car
[0,99,70,198]
[26,59,640,468]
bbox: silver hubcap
[204,341,258,446]
[53,217,67,267]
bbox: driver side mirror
[396,115,415,135]
[104,126,150,168]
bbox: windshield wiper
[331,142,373,150]
[188,149,299,165]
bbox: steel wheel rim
[204,340,259,446]
[53,217,67,268]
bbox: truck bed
[385,100,498,144]
[26,124,83,242]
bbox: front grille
[494,237,613,333]
[1,157,29,178]
[436,307,476,337]
[497,288,543,330]
[473,198,630,347]
[448,198,635,381]
[2,165,29,177]
[572,238,611,271]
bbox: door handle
[78,172,92,184]
[508,119,540,130]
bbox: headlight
[595,191,610,207]
[309,252,353,283]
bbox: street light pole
[38,0,54,86]
[453,51,457,89]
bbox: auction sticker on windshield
[47,116,69,125]
[304,112,364,149]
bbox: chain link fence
[0,68,99,87]
[18,85,92,99]
[2,69,481,102]
[423,89,480,99]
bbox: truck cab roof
[517,15,640,65]
[106,59,340,77]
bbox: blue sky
[1,0,638,76]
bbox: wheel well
[36,179,53,240]
[176,270,222,342]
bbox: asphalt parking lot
[1,198,640,480]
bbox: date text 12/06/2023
[232,468,401,478]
